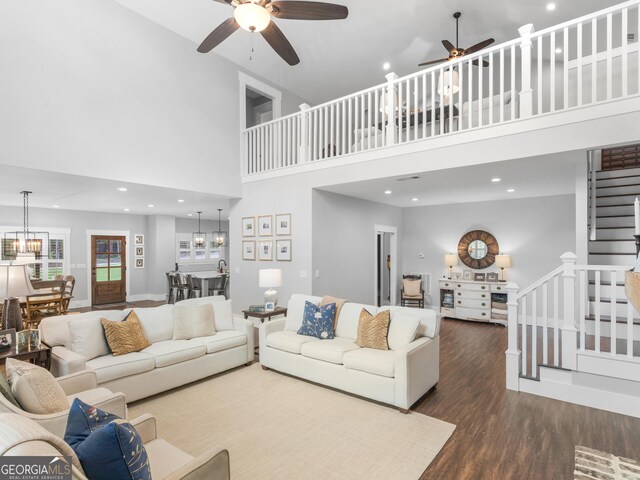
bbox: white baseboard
[70,294,167,310]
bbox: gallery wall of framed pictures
[242,213,292,262]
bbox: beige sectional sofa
[39,296,253,402]
[259,294,441,412]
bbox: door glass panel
[110,254,122,267]
[109,267,122,281]
[96,240,109,254]
[96,268,109,282]
[96,254,109,268]
[110,240,121,254]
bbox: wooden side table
[0,345,52,370]
[243,307,288,323]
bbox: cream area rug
[129,364,455,480]
[575,446,640,480]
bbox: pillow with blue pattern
[297,301,336,339]
[64,398,151,480]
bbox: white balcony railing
[242,0,640,176]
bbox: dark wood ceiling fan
[419,12,494,68]
[198,0,349,66]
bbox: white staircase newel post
[384,73,399,147]
[299,103,311,163]
[505,282,521,391]
[561,252,578,370]
[518,24,535,118]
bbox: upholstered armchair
[0,369,126,438]
[401,274,424,308]
[0,413,231,480]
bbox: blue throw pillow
[297,301,336,339]
[65,399,151,480]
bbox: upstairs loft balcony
[241,0,640,180]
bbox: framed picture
[258,240,273,261]
[29,329,40,350]
[135,258,145,269]
[242,240,256,261]
[487,272,499,282]
[276,239,292,261]
[135,246,144,257]
[265,301,275,312]
[0,328,16,350]
[242,217,255,237]
[17,330,29,352]
[134,234,144,245]
[258,215,273,237]
[463,270,473,280]
[275,213,292,236]
[474,273,486,282]
[452,272,462,280]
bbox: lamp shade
[13,252,36,265]
[496,254,512,268]
[234,1,271,32]
[437,69,460,96]
[259,269,282,288]
[444,254,458,267]
[0,265,35,299]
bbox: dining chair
[175,273,190,302]
[186,274,203,299]
[401,274,424,308]
[165,272,178,304]
[25,292,64,329]
[208,274,228,297]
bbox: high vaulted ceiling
[112,0,620,104]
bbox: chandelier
[213,209,227,248]
[4,191,49,260]
[192,211,207,248]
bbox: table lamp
[0,264,35,331]
[496,255,512,282]
[259,269,282,310]
[444,254,458,279]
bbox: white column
[518,24,535,118]
[299,103,311,163]
[561,252,578,370]
[384,73,399,147]
[505,281,521,391]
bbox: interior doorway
[91,235,126,305]
[374,225,397,307]
[246,88,273,127]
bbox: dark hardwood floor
[416,318,640,480]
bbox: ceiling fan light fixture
[437,70,460,96]
[234,2,271,33]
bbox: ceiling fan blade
[442,40,456,54]
[463,38,495,55]
[472,59,490,67]
[270,1,348,20]
[212,0,232,4]
[197,17,240,53]
[418,57,450,67]
[261,21,300,65]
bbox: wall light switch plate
[76,263,87,269]
[315,270,320,278]
[299,270,308,278]
[418,253,425,259]
[235,267,240,274]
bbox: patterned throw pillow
[65,398,151,480]
[101,311,151,356]
[297,301,336,339]
[6,358,69,414]
[356,309,391,350]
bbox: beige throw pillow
[404,279,422,296]
[101,311,151,356]
[319,295,347,328]
[173,304,216,340]
[6,358,69,414]
[356,309,390,351]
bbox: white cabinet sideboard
[439,279,507,326]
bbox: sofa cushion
[0,372,20,408]
[6,359,69,414]
[67,387,117,407]
[141,340,206,368]
[123,305,175,343]
[319,295,347,328]
[382,306,440,338]
[101,311,151,356]
[284,294,322,332]
[403,279,422,296]
[343,349,395,378]
[356,309,390,351]
[145,439,194,480]
[211,299,235,331]
[266,331,317,354]
[386,313,421,351]
[336,303,375,340]
[85,352,155,384]
[173,304,215,340]
[40,310,121,349]
[186,331,247,354]
[297,301,336,340]
[300,338,360,364]
[69,311,127,360]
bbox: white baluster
[367,92,372,150]
[385,73,398,147]
[348,98,353,154]
[518,23,535,118]
[499,48,505,122]
[622,8,628,97]
[561,252,577,370]
[506,282,521,391]
[510,45,516,120]
[478,61,484,126]
[422,73,427,138]
[459,63,465,130]
[592,18,598,104]
[553,275,559,366]
[627,300,634,358]
[611,270,617,355]
[579,269,586,351]
[489,51,494,124]
[299,103,310,164]
[564,27,569,109]
[531,289,538,377]
[330,103,335,158]
[431,70,437,136]
[606,13,613,100]
[543,282,549,364]
[537,36,543,114]
[522,294,528,376]
[595,269,601,353]
[550,31,556,112]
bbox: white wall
[311,190,403,305]
[401,194,576,305]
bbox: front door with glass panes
[91,236,126,305]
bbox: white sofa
[259,294,441,412]
[39,296,254,402]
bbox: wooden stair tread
[597,192,640,198]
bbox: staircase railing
[588,150,597,241]
[506,252,638,390]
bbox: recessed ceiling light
[124,208,130,212]
[507,189,515,193]
[384,190,392,195]
[187,213,193,217]
[412,197,419,202]
[491,178,501,183]
[117,187,127,192]
[147,204,154,208]
[546,3,556,11]
[383,62,390,71]
[178,199,185,203]
[52,205,59,208]
[555,48,562,54]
